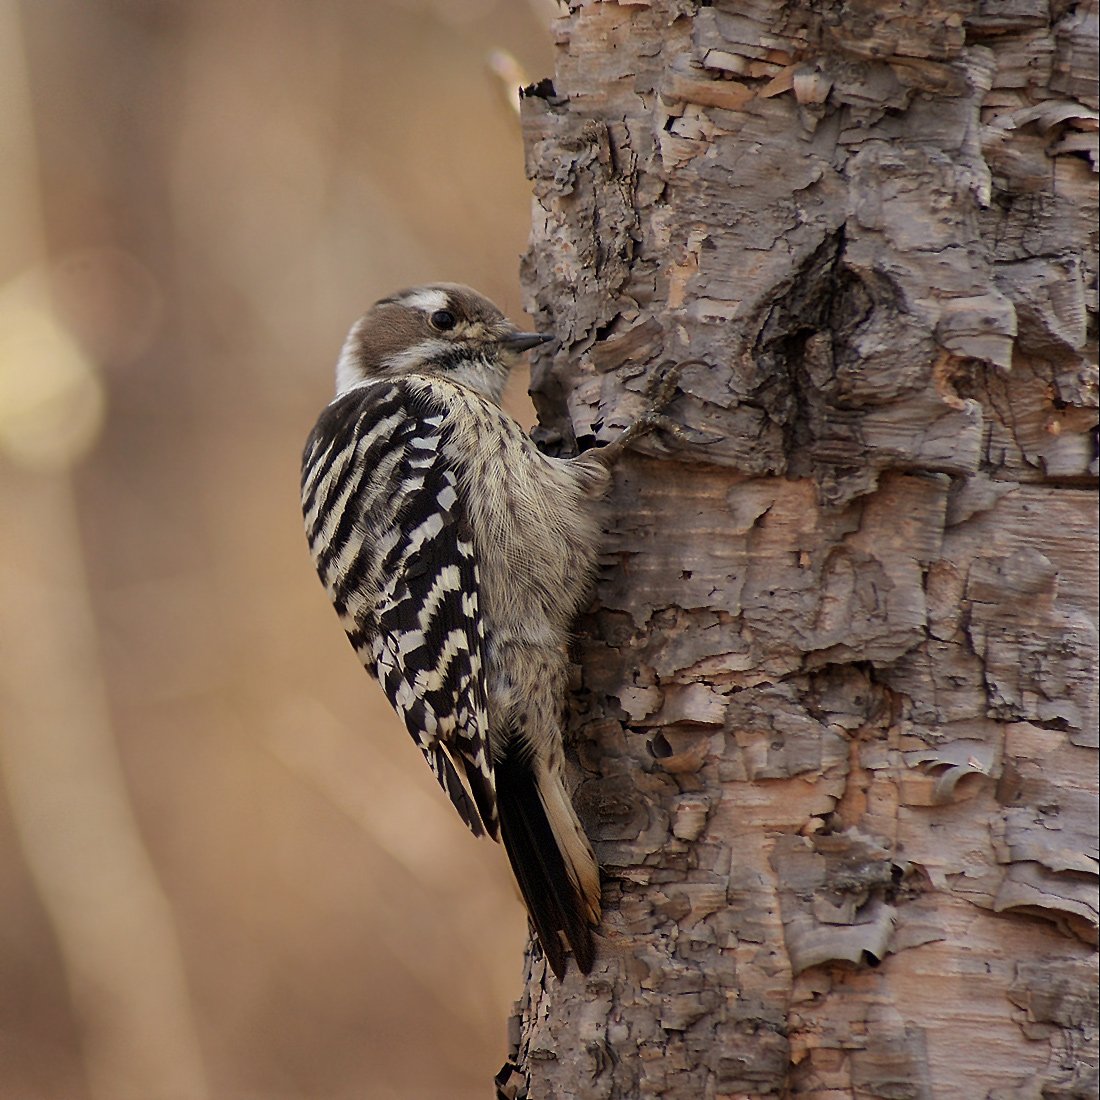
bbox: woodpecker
[301,283,680,978]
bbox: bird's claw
[648,413,722,447]
[637,359,719,448]
[590,358,720,465]
[641,360,684,413]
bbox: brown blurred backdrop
[0,2,556,1097]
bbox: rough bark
[501,2,1098,1098]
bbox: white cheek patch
[381,338,451,372]
[334,320,367,395]
[401,288,451,314]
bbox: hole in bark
[648,732,673,758]
[862,950,882,968]
[750,228,905,491]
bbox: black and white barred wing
[301,381,497,839]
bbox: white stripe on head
[400,288,451,314]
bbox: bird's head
[334,283,551,403]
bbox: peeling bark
[501,2,1098,1098]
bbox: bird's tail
[494,743,600,979]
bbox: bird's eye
[429,309,456,332]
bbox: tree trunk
[500,2,1098,1097]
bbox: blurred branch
[0,3,208,1096]
[0,470,210,1100]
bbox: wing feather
[302,380,497,837]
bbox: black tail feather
[494,745,595,979]
[429,744,485,837]
[461,754,499,841]
[423,742,498,840]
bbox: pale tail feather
[495,745,600,978]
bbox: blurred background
[0,2,556,1097]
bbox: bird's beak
[500,330,553,352]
